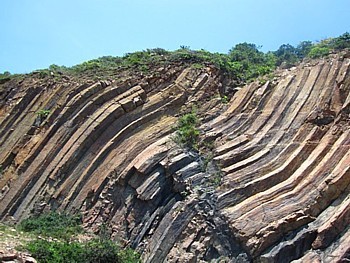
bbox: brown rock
[0,54,350,262]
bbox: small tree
[296,41,313,59]
[274,44,299,66]
[332,32,350,50]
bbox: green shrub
[36,109,51,119]
[221,95,229,104]
[84,239,120,263]
[20,212,141,263]
[84,238,140,263]
[170,49,196,61]
[274,44,299,66]
[175,111,200,149]
[32,70,50,79]
[118,248,142,263]
[146,48,169,56]
[228,42,275,81]
[308,46,330,58]
[24,239,85,263]
[296,41,313,58]
[0,71,11,83]
[20,32,350,87]
[123,51,151,66]
[210,172,222,186]
[332,32,350,50]
[18,212,82,239]
[24,238,141,263]
[191,63,204,69]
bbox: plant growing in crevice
[35,109,51,119]
[174,110,200,149]
[209,171,223,187]
[201,152,214,172]
[220,95,229,104]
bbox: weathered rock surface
[0,250,37,263]
[1,53,350,262]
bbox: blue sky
[1,0,349,73]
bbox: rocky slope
[1,52,350,262]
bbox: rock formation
[1,52,350,262]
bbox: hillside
[0,47,350,262]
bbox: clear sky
[1,0,349,73]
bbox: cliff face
[0,53,350,262]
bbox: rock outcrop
[0,250,36,263]
[1,53,350,262]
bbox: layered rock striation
[1,53,350,262]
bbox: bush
[24,238,140,263]
[228,42,275,81]
[274,44,299,66]
[18,212,83,240]
[0,71,11,82]
[308,46,330,58]
[175,111,200,149]
[331,32,350,50]
[20,212,141,263]
[296,41,313,58]
[36,109,51,119]
[83,238,140,263]
[221,95,229,104]
[24,239,85,263]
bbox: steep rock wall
[1,53,350,262]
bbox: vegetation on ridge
[1,32,349,85]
